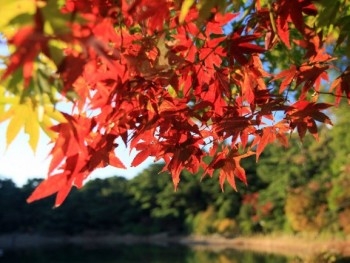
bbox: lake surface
[1,243,291,263]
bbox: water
[1,243,289,263]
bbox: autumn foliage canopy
[1,0,349,206]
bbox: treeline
[1,106,350,237]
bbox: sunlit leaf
[6,105,26,147]
[0,0,36,37]
[24,108,40,151]
[179,0,195,23]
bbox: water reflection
[1,243,289,263]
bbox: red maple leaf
[26,174,68,204]
[330,66,350,105]
[1,7,52,86]
[275,0,317,48]
[273,65,298,93]
[205,12,239,35]
[1,26,48,86]
[252,121,289,161]
[274,63,329,99]
[286,101,333,140]
[122,0,170,32]
[205,146,255,191]
[84,134,126,171]
[226,28,265,65]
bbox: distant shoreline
[1,233,350,259]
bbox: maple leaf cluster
[0,0,348,206]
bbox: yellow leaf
[166,85,177,98]
[0,0,36,37]
[0,108,14,123]
[0,85,20,122]
[25,109,40,152]
[179,0,195,23]
[0,96,19,105]
[44,105,66,123]
[6,105,26,147]
[39,115,56,140]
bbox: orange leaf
[256,127,276,161]
[55,183,73,207]
[27,174,67,204]
[108,152,126,168]
[273,65,297,93]
[131,149,151,167]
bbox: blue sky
[0,39,152,186]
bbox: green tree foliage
[328,105,350,174]
[253,129,333,233]
[285,183,330,233]
[326,105,350,233]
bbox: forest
[1,105,349,238]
